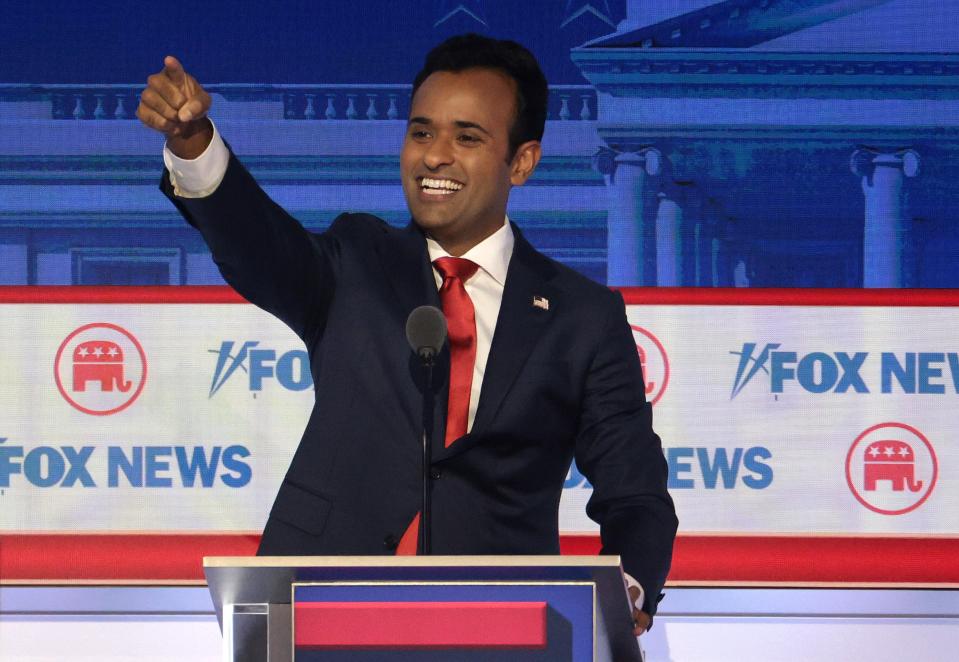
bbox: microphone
[406,305,447,365]
[405,305,447,556]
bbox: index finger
[163,55,186,86]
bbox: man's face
[401,68,540,256]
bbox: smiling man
[138,33,676,635]
[401,66,540,256]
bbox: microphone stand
[418,350,435,555]
[406,304,446,557]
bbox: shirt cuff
[624,572,646,613]
[162,120,229,198]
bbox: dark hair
[412,33,548,160]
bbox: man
[137,34,676,634]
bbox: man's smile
[418,176,465,196]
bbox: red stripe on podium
[2,534,958,584]
[293,601,547,649]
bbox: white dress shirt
[163,124,645,614]
[162,120,229,198]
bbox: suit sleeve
[573,290,678,616]
[161,149,340,345]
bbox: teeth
[420,177,463,191]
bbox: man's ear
[509,140,542,186]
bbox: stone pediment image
[572,0,959,288]
[590,0,954,51]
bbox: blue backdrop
[2,0,957,288]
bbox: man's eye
[458,134,480,143]
[410,130,430,139]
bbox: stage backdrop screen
[1,0,957,585]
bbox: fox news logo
[566,446,773,491]
[730,343,959,399]
[0,436,251,489]
[208,341,312,396]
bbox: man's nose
[423,137,454,169]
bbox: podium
[205,555,642,661]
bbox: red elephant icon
[72,340,132,393]
[863,440,923,492]
[636,345,655,396]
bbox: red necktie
[395,256,478,556]
[433,256,479,447]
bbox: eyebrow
[408,116,492,137]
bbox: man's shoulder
[322,212,416,247]
[522,239,620,309]
[327,212,395,236]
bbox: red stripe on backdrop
[1,534,957,584]
[560,535,959,584]
[676,535,959,584]
[0,286,248,304]
[616,287,959,306]
[2,286,958,306]
[0,534,260,581]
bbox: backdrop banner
[0,287,956,584]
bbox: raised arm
[137,56,338,343]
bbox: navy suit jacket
[163,151,677,614]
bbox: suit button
[430,469,442,480]
[383,534,398,551]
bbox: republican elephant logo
[630,325,669,406]
[55,322,147,416]
[846,422,938,516]
[636,345,656,396]
[72,340,132,393]
[863,440,922,492]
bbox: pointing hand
[137,56,213,158]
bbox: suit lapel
[377,221,442,315]
[376,221,449,446]
[434,225,557,461]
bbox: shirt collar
[426,216,514,286]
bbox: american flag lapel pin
[532,295,549,311]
